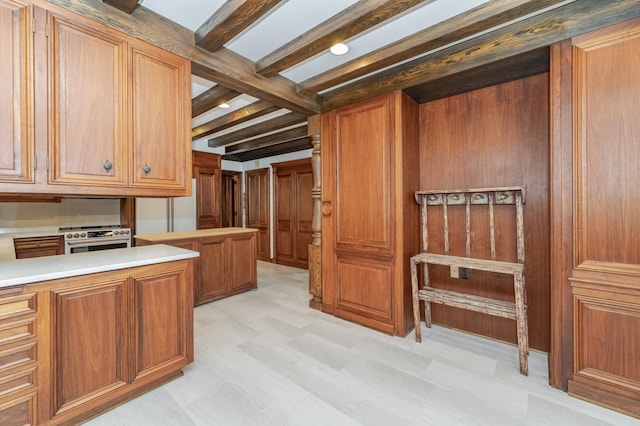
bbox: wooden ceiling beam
[192,85,241,118]
[223,137,312,162]
[302,0,572,93]
[255,0,433,77]
[195,0,283,52]
[208,112,307,148]
[102,0,138,14]
[47,0,320,115]
[321,0,640,111]
[225,125,308,154]
[192,100,280,141]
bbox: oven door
[65,237,131,255]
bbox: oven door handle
[65,238,131,246]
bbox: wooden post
[308,115,322,310]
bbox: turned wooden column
[308,115,322,309]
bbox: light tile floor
[86,261,640,425]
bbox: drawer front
[0,318,35,347]
[0,292,36,322]
[0,342,36,373]
[0,365,36,397]
[0,391,36,426]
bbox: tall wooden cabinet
[273,159,313,269]
[0,1,192,197]
[551,17,640,418]
[321,91,420,336]
[0,0,33,184]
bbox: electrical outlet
[459,267,469,279]
[450,265,459,279]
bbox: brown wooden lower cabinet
[135,227,258,305]
[6,259,195,426]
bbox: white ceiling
[135,0,573,152]
[142,0,489,92]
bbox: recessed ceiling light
[329,43,349,56]
[218,103,230,109]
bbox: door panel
[52,280,128,414]
[198,237,226,302]
[228,234,257,292]
[49,13,127,186]
[195,167,220,229]
[335,98,393,254]
[130,44,188,190]
[0,1,32,183]
[246,168,270,261]
[131,266,190,381]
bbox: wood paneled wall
[419,74,550,351]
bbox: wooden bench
[410,187,529,375]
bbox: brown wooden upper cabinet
[0,0,33,184]
[0,2,192,197]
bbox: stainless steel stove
[60,225,131,255]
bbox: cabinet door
[227,233,257,293]
[0,1,33,183]
[194,166,221,229]
[129,44,190,191]
[323,94,396,333]
[131,263,192,381]
[50,279,129,416]
[197,237,227,304]
[48,12,127,187]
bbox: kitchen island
[135,227,258,305]
[0,245,198,425]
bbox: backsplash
[0,198,121,231]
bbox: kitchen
[2,0,640,424]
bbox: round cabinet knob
[143,164,151,174]
[103,160,113,171]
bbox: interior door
[274,159,313,269]
[246,168,270,261]
[221,170,241,227]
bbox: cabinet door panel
[335,256,393,321]
[228,234,257,292]
[197,238,227,303]
[132,266,190,380]
[130,45,189,190]
[49,13,127,186]
[52,280,128,414]
[195,167,221,229]
[0,1,32,183]
[335,97,393,254]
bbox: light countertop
[0,244,199,289]
[135,227,258,242]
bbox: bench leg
[410,258,422,342]
[514,272,529,376]
[423,262,432,328]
